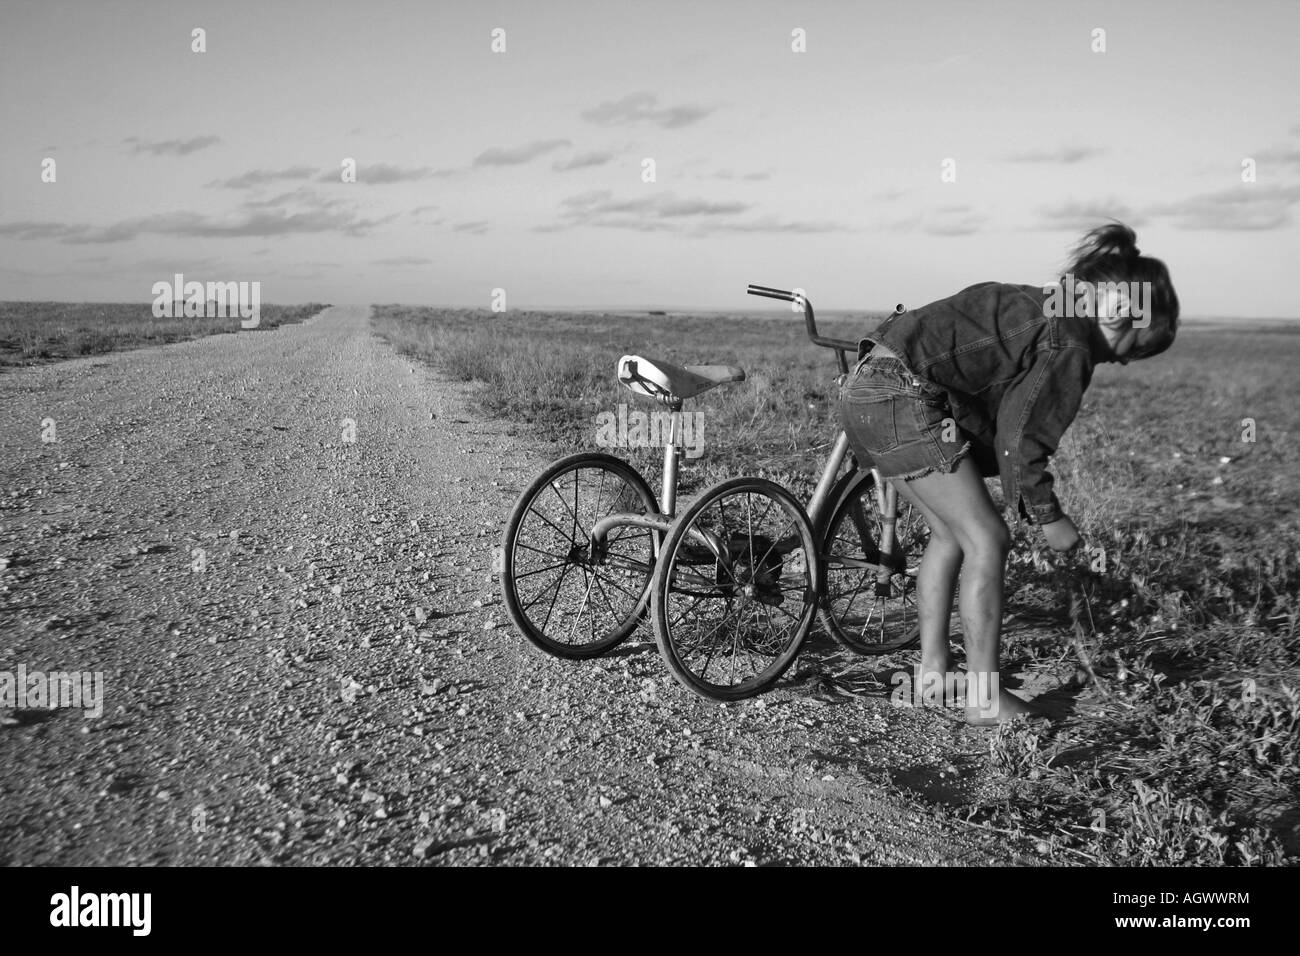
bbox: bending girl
[839,222,1179,724]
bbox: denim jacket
[861,282,1113,525]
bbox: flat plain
[0,301,1294,865]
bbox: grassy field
[0,301,331,370]
[373,304,1299,865]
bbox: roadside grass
[370,305,871,497]
[0,301,331,370]
[373,304,1300,864]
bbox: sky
[1,0,1298,317]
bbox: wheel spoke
[547,474,588,542]
[588,571,629,628]
[668,592,707,628]
[526,503,577,546]
[515,541,571,562]
[541,560,576,632]
[563,566,599,644]
[818,485,926,653]
[692,612,733,676]
[657,481,816,695]
[513,559,570,581]
[589,568,643,602]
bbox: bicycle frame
[588,399,699,562]
[588,285,905,599]
[746,284,904,598]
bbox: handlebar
[747,284,906,375]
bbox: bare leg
[900,458,1037,724]
[892,481,961,682]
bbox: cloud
[550,189,845,236]
[209,166,316,188]
[1029,200,1146,231]
[1144,183,1300,231]
[561,189,749,222]
[240,187,322,209]
[133,255,223,274]
[700,214,846,234]
[408,205,444,225]
[1004,145,1104,164]
[888,205,990,236]
[1253,146,1300,168]
[0,221,82,241]
[473,139,571,166]
[0,190,395,244]
[452,220,490,234]
[315,163,440,184]
[553,151,615,171]
[123,135,221,156]
[581,92,713,129]
[705,169,771,181]
[374,256,434,267]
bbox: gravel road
[0,305,1027,866]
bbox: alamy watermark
[595,403,705,459]
[50,886,150,935]
[1,664,104,718]
[891,667,999,718]
[1044,275,1152,329]
[151,273,261,328]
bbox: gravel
[0,305,1031,866]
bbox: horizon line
[0,299,1296,324]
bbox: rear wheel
[651,478,817,700]
[817,470,926,654]
[501,453,659,659]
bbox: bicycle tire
[651,477,817,700]
[816,469,924,654]
[500,452,659,659]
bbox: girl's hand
[1042,515,1081,552]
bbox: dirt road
[0,305,1024,865]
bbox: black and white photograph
[0,0,1294,925]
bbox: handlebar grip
[747,283,858,355]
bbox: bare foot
[901,658,963,710]
[891,659,952,709]
[965,687,1047,726]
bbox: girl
[839,223,1179,724]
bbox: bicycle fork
[873,477,899,597]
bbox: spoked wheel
[817,471,927,654]
[501,453,659,659]
[651,477,817,701]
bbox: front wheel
[651,477,817,701]
[500,452,659,659]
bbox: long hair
[1064,222,1179,359]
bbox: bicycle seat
[617,354,746,403]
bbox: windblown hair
[1065,221,1179,359]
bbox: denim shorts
[838,355,971,480]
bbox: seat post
[660,401,683,516]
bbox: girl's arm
[997,344,1094,528]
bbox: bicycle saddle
[617,354,746,403]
